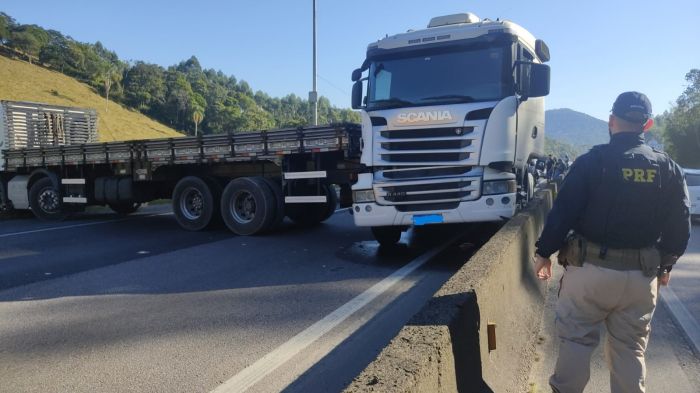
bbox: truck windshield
[367,46,512,110]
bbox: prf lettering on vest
[622,168,657,183]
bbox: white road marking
[0,212,173,239]
[210,234,461,393]
[334,207,350,214]
[660,286,700,357]
[0,248,40,260]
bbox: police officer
[533,92,691,393]
[546,154,555,180]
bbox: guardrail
[345,184,556,393]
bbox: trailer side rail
[3,123,361,172]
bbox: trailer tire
[221,177,276,235]
[285,183,336,226]
[29,177,68,221]
[371,226,402,247]
[259,177,285,231]
[109,202,141,216]
[172,176,218,231]
[320,186,338,222]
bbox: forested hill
[0,12,359,137]
[545,108,609,148]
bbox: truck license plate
[413,214,444,226]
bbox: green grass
[0,56,182,142]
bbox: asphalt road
[661,220,700,355]
[0,206,492,393]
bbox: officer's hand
[534,254,552,281]
[658,272,671,287]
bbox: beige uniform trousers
[549,263,658,393]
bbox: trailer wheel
[371,226,402,247]
[172,176,218,231]
[285,183,337,226]
[221,177,276,235]
[29,177,68,221]
[109,202,141,216]
[259,177,285,231]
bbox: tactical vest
[577,142,667,250]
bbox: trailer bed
[3,123,361,173]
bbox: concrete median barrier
[345,185,556,393]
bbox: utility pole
[309,0,318,126]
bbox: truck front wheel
[371,226,402,247]
[172,176,218,231]
[29,177,68,221]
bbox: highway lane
[0,207,492,393]
[660,221,700,355]
[0,205,232,290]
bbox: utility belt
[558,234,662,277]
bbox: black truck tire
[29,177,68,221]
[259,177,286,231]
[319,186,338,222]
[371,226,402,247]
[108,202,141,216]
[285,183,337,226]
[172,176,218,231]
[221,177,276,235]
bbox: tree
[123,62,167,112]
[0,13,16,43]
[193,111,204,136]
[236,93,275,131]
[662,69,700,168]
[188,92,207,134]
[99,66,123,108]
[39,30,71,71]
[8,25,49,61]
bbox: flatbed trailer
[0,122,363,235]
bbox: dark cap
[612,91,652,123]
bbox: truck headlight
[353,189,376,203]
[482,180,517,195]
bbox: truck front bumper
[351,193,517,227]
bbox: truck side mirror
[351,68,363,82]
[517,62,550,99]
[351,81,363,109]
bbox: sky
[2,0,699,120]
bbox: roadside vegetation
[0,56,181,141]
[544,136,581,160]
[650,69,700,168]
[0,12,359,137]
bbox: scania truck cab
[349,13,551,245]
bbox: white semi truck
[349,13,550,244]
[0,12,550,245]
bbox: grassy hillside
[0,56,182,142]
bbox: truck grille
[374,176,480,206]
[380,166,472,180]
[374,124,483,166]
